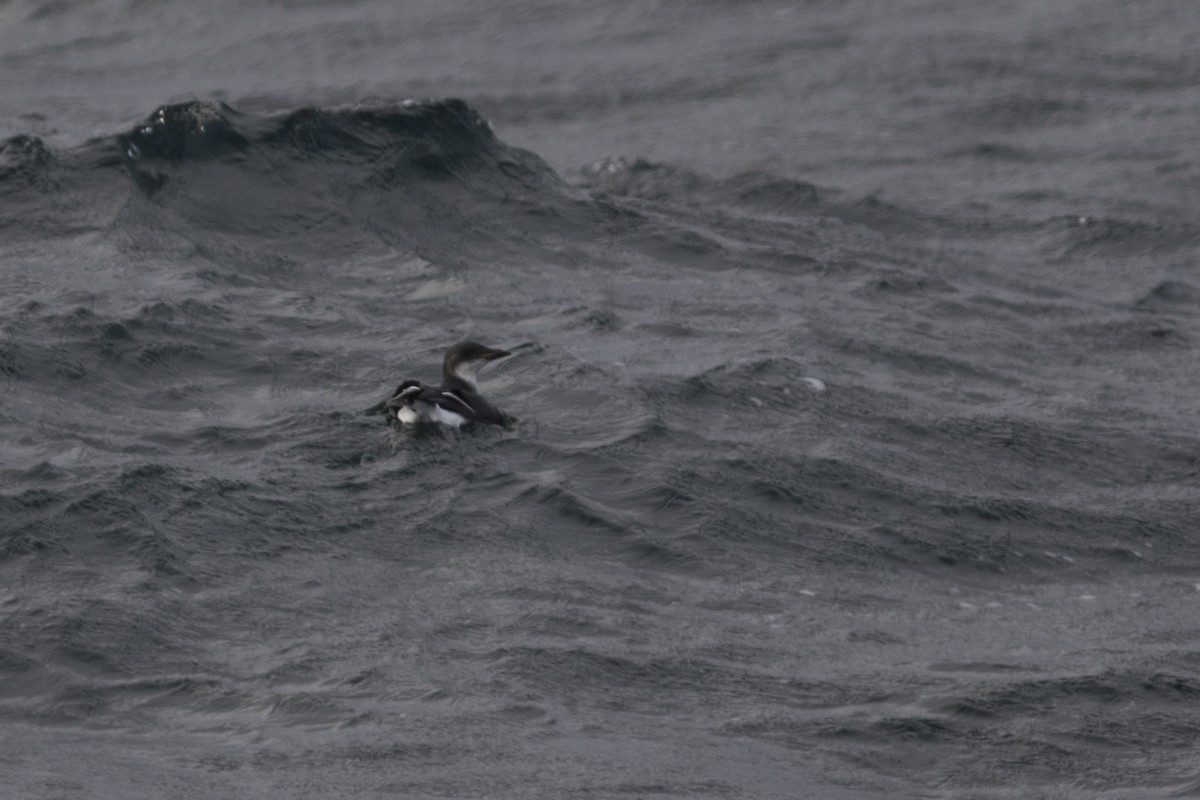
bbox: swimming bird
[385,341,512,428]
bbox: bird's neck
[444,362,478,391]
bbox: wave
[116,98,559,190]
[0,98,612,266]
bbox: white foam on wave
[801,377,826,392]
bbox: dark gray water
[3,2,1200,798]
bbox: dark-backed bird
[385,341,511,428]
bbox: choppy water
[3,2,1200,798]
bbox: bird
[385,341,512,428]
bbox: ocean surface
[3,1,1200,798]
